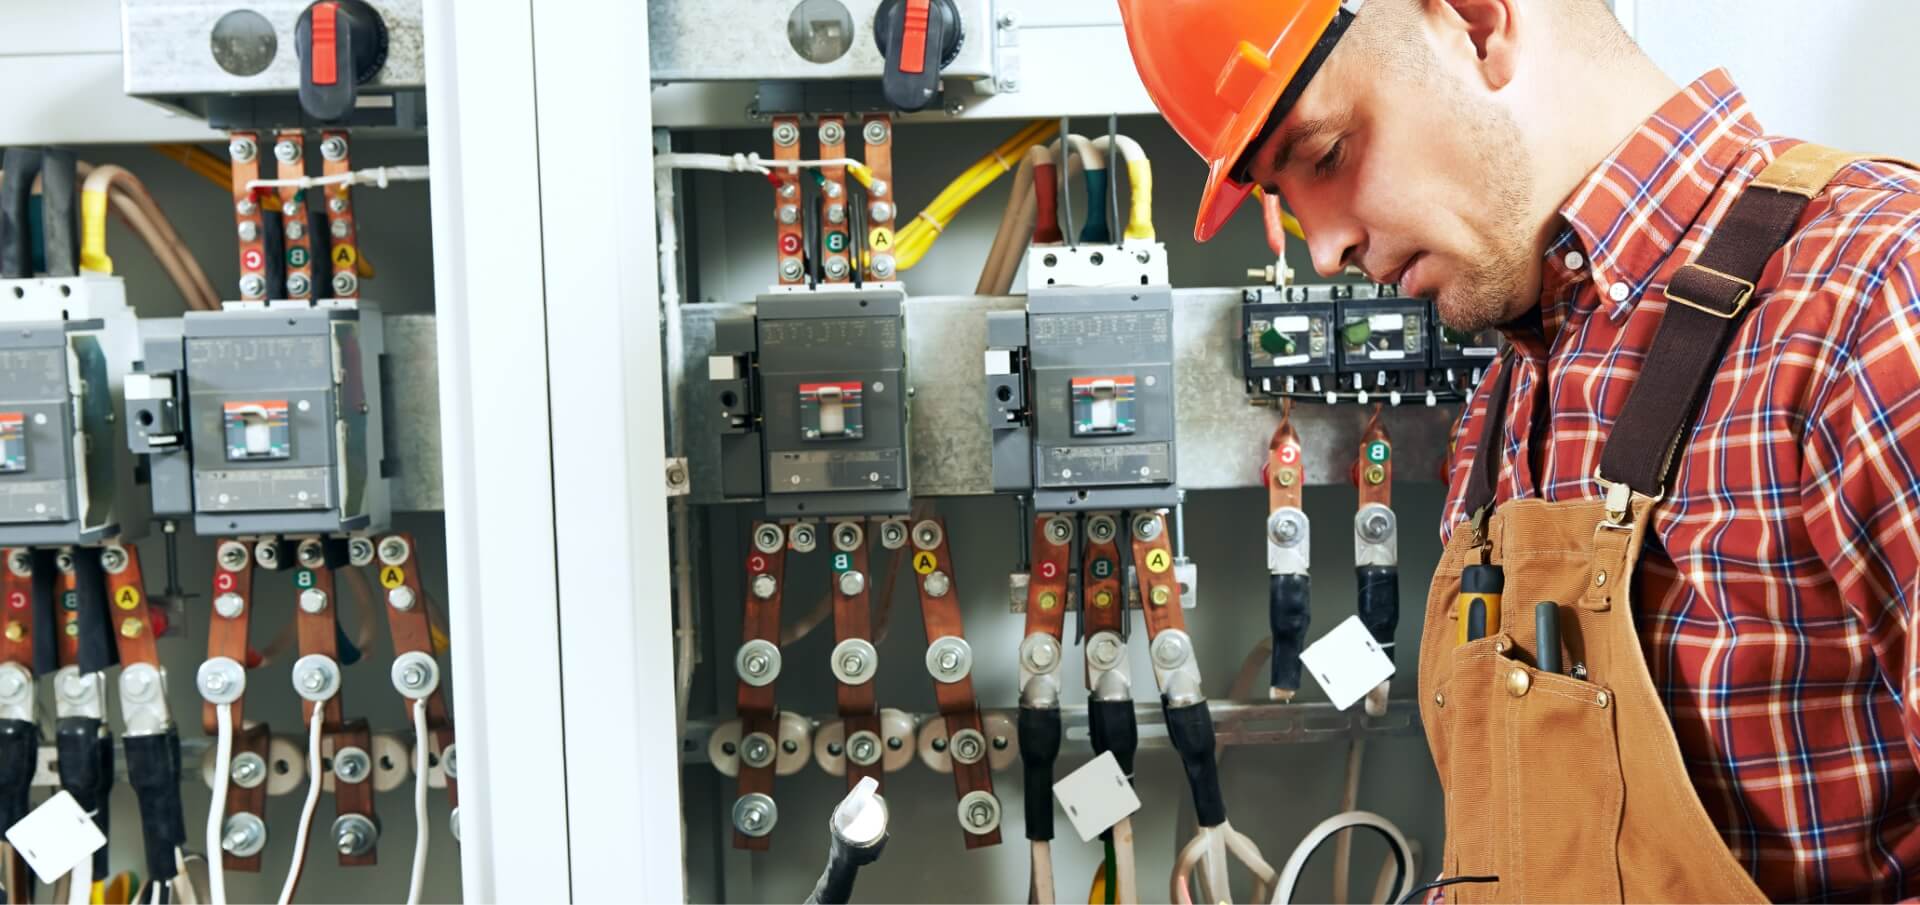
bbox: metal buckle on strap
[1665,264,1756,320]
[1593,469,1662,529]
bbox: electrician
[1120,0,1920,900]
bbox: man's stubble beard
[1432,95,1536,334]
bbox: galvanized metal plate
[646,0,996,83]
[677,292,1461,503]
[121,0,425,96]
[384,314,441,512]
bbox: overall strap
[1460,350,1516,529]
[1597,144,1910,499]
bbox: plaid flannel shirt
[1440,70,1920,901]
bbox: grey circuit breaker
[126,305,389,536]
[710,288,909,518]
[988,284,1179,512]
[0,320,136,545]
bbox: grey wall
[675,115,1448,904]
[58,140,459,903]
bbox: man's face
[1242,19,1539,332]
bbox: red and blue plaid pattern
[1440,70,1920,901]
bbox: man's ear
[1435,0,1518,89]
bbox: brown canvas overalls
[1417,145,1908,903]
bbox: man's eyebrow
[1271,113,1348,173]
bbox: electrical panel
[0,277,149,547]
[120,0,424,127]
[711,288,909,517]
[990,249,1179,512]
[1240,284,1503,404]
[127,305,389,536]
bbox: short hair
[1345,0,1642,74]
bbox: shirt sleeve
[1799,249,1920,766]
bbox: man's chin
[1431,286,1510,334]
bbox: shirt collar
[1555,69,1763,319]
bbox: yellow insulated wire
[893,119,1058,271]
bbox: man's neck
[1529,55,1682,264]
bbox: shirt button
[1609,282,1630,303]
[1564,251,1585,271]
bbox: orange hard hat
[1118,0,1358,242]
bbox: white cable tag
[1053,751,1141,842]
[1301,615,1396,711]
[5,790,105,883]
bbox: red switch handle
[899,0,930,75]
[311,1,339,85]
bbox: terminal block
[127,305,389,536]
[990,276,1178,511]
[1239,283,1501,405]
[0,276,147,546]
[708,288,909,517]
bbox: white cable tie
[914,210,945,234]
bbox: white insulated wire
[245,165,429,191]
[276,707,325,905]
[206,703,233,905]
[65,849,89,905]
[652,152,867,177]
[406,698,430,905]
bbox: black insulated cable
[1087,699,1138,780]
[1017,705,1062,841]
[262,205,287,300]
[28,549,57,676]
[1163,700,1226,827]
[1270,573,1311,694]
[71,547,117,674]
[39,149,78,278]
[0,149,44,278]
[0,719,36,835]
[124,730,187,884]
[55,718,113,878]
[1357,566,1399,665]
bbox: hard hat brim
[1188,0,1347,243]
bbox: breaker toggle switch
[223,400,291,460]
[800,382,864,441]
[874,0,963,112]
[1070,376,1136,436]
[295,0,391,122]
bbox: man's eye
[1314,140,1345,177]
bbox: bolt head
[239,275,266,298]
[274,140,300,162]
[329,197,349,214]
[1151,585,1172,606]
[744,653,769,677]
[287,273,311,296]
[321,137,349,160]
[299,588,328,613]
[388,586,417,611]
[1029,640,1057,669]
[0,674,23,698]
[840,652,865,675]
[923,571,950,598]
[286,221,306,241]
[939,650,959,670]
[863,121,890,145]
[379,538,410,565]
[205,672,230,693]
[119,618,143,639]
[850,738,876,760]
[238,222,259,242]
[229,139,257,162]
[751,574,777,600]
[837,570,865,597]
[214,592,245,619]
[333,271,359,296]
[869,202,894,222]
[403,664,429,689]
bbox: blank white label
[1271,354,1310,367]
[1053,751,1141,842]
[1301,616,1396,711]
[6,791,104,884]
[1368,314,1405,331]
[1369,350,1407,361]
[1273,316,1311,333]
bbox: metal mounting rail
[679,697,1422,765]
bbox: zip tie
[914,211,946,233]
